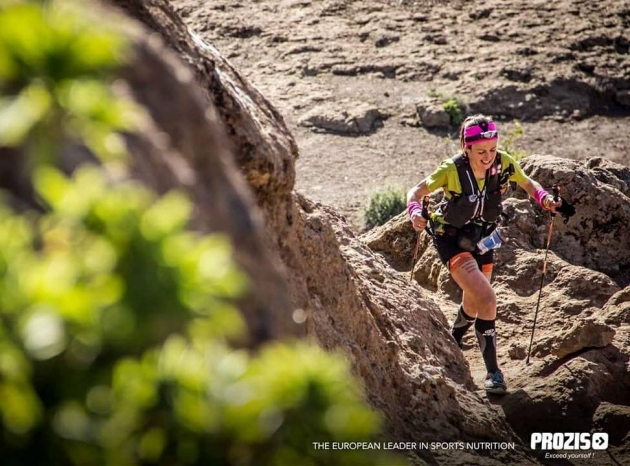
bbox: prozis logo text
[530,432,609,450]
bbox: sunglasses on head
[464,130,498,143]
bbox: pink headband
[463,121,498,144]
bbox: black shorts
[433,231,494,269]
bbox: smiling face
[464,139,498,174]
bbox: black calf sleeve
[451,305,475,348]
[475,317,498,374]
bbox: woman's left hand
[543,195,562,212]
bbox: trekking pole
[526,185,560,365]
[409,196,430,282]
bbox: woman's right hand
[410,212,428,231]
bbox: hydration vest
[441,153,513,228]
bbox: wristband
[407,201,422,218]
[534,188,550,209]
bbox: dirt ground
[171,0,630,231]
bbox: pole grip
[550,185,560,217]
[421,195,430,220]
[552,184,560,202]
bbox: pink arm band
[534,188,550,209]
[407,201,422,218]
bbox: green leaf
[141,192,192,240]
[0,83,51,145]
[33,165,70,210]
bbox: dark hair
[459,114,494,151]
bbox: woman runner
[407,114,561,394]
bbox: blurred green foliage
[364,188,406,230]
[0,168,405,465]
[0,2,407,465]
[0,0,137,162]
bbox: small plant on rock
[427,90,466,126]
[364,187,406,230]
[442,96,466,126]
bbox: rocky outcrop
[593,402,630,446]
[517,155,630,281]
[416,100,451,129]
[298,101,385,135]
